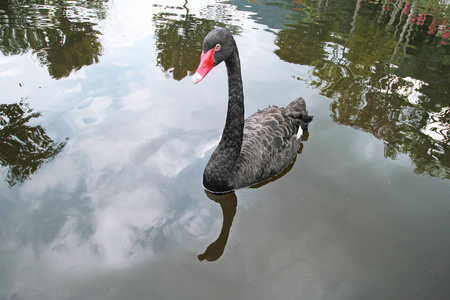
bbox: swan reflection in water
[198,132,309,262]
[198,191,237,262]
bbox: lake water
[1,0,449,299]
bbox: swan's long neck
[203,47,244,192]
[221,47,244,162]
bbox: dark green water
[1,1,449,299]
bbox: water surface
[1,0,449,299]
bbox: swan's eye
[215,44,221,51]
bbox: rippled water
[1,0,450,299]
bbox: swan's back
[231,97,312,189]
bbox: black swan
[192,28,313,194]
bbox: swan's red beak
[192,48,215,84]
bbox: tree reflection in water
[0,0,107,79]
[0,101,67,186]
[274,0,450,180]
[153,1,241,80]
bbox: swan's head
[192,28,236,84]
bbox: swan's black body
[193,28,313,194]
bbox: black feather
[196,29,313,193]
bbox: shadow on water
[198,191,237,262]
[0,100,68,186]
[198,132,310,262]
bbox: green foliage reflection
[153,3,241,80]
[274,0,450,179]
[0,101,68,186]
[0,0,107,79]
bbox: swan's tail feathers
[285,97,313,131]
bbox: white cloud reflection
[1,0,239,274]
[422,106,450,143]
[12,115,218,270]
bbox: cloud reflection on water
[2,1,450,299]
[37,104,220,269]
[2,35,230,278]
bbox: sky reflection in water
[1,0,450,299]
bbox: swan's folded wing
[232,106,300,188]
